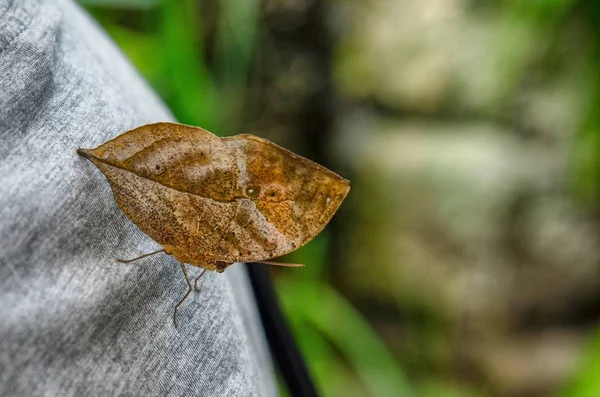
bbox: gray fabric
[0,0,277,395]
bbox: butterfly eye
[216,261,228,273]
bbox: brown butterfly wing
[220,134,350,261]
[78,123,239,270]
[78,123,350,269]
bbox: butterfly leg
[194,269,207,292]
[116,249,164,263]
[173,262,193,328]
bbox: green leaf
[216,0,260,86]
[159,0,220,131]
[561,328,600,397]
[279,280,414,397]
[214,0,261,131]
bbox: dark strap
[246,264,319,397]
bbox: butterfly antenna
[254,261,304,268]
[116,249,165,263]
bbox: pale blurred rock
[334,0,590,140]
[476,331,584,397]
[334,116,599,394]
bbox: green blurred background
[79,0,600,396]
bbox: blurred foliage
[561,328,600,397]
[159,0,220,130]
[574,0,600,203]
[80,0,259,133]
[79,0,410,396]
[495,0,576,105]
[570,52,600,397]
[568,1,600,393]
[282,234,412,397]
[498,3,600,397]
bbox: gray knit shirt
[0,0,277,395]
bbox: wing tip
[77,148,92,159]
